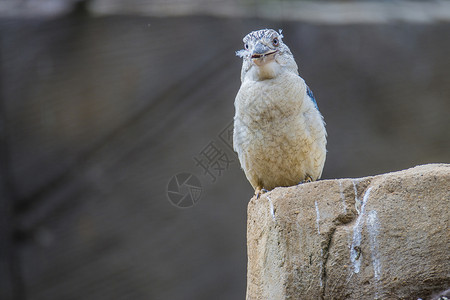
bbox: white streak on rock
[350,187,373,274]
[267,195,275,220]
[352,180,361,214]
[367,210,382,279]
[315,200,321,234]
[367,210,382,298]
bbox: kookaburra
[233,29,327,198]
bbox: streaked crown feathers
[236,29,285,58]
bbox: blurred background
[1,0,449,299]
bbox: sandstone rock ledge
[247,164,450,300]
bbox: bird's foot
[255,187,269,199]
[299,175,313,184]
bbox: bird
[233,29,327,198]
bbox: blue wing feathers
[306,84,319,110]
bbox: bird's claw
[299,175,313,184]
[255,187,269,199]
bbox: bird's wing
[305,84,319,110]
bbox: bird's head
[236,29,298,81]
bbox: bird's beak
[251,43,277,59]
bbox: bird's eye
[273,38,279,46]
[245,43,249,50]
